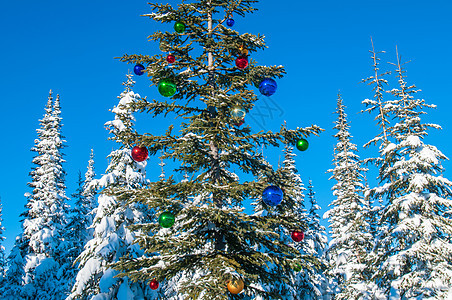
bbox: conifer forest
[0,0,451,299]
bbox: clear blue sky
[1,0,451,255]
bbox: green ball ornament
[158,78,177,97]
[159,211,175,228]
[174,21,186,33]
[296,138,309,151]
[293,263,302,272]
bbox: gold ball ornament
[239,45,249,56]
[227,278,244,295]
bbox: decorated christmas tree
[111,1,322,299]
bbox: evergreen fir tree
[4,91,70,299]
[306,180,327,259]
[361,39,391,149]
[0,196,6,284]
[304,180,329,299]
[112,1,322,299]
[365,49,452,298]
[83,149,97,237]
[67,150,97,255]
[68,75,152,299]
[1,235,26,299]
[325,93,372,299]
[64,151,97,295]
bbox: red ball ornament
[131,146,148,162]
[149,279,159,290]
[166,54,176,64]
[234,119,245,127]
[235,55,248,70]
[291,231,304,242]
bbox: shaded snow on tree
[68,75,153,300]
[325,93,372,299]
[363,46,452,298]
[64,150,97,294]
[0,196,6,285]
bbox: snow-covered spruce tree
[304,180,329,299]
[1,235,26,299]
[359,42,393,298]
[4,91,70,299]
[82,149,97,241]
[67,150,97,254]
[325,93,372,299]
[68,75,152,299]
[64,150,97,294]
[0,196,6,284]
[365,49,452,298]
[112,1,322,299]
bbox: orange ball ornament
[227,278,244,294]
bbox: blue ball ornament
[262,185,283,206]
[226,18,235,27]
[259,78,277,96]
[134,64,145,76]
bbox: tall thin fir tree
[359,42,395,298]
[64,150,97,294]
[325,93,372,299]
[0,196,6,284]
[361,38,391,150]
[112,1,322,299]
[2,91,69,299]
[52,92,73,298]
[83,149,97,235]
[68,75,152,299]
[365,48,452,298]
[304,180,329,299]
[67,150,97,251]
